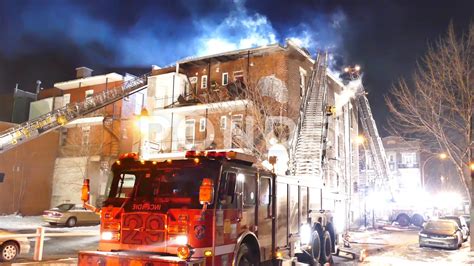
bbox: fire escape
[0,73,150,154]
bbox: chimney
[75,67,93,79]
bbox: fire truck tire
[235,243,258,266]
[310,231,321,262]
[411,214,424,227]
[320,231,332,264]
[66,217,77,227]
[396,214,410,227]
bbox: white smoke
[196,1,278,55]
[335,77,362,116]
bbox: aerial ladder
[0,73,150,154]
[289,52,332,178]
[343,66,391,192]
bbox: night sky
[0,0,472,135]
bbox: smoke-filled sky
[0,0,472,134]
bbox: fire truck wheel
[310,231,321,262]
[396,214,410,227]
[66,217,77,227]
[411,214,424,227]
[320,231,332,264]
[235,243,258,266]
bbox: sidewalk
[337,224,420,262]
[12,258,77,265]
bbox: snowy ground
[334,225,473,265]
[2,215,473,265]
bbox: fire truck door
[257,175,273,261]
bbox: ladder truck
[0,52,341,265]
[344,66,427,227]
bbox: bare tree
[386,22,473,248]
[195,74,292,162]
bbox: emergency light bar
[119,152,139,160]
[185,150,257,164]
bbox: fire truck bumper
[78,251,205,266]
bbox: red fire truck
[79,150,336,265]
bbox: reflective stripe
[193,244,236,256]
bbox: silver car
[419,219,463,250]
[0,229,31,262]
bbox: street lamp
[421,152,447,189]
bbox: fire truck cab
[79,151,336,265]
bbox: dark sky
[0,0,472,135]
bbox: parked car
[441,215,469,242]
[419,219,463,250]
[461,214,470,229]
[42,203,100,227]
[0,229,30,262]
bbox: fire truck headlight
[175,235,188,245]
[300,224,311,245]
[101,231,120,241]
[177,245,193,260]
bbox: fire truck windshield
[106,160,220,209]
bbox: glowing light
[439,153,447,159]
[275,251,283,259]
[204,250,213,257]
[237,173,245,182]
[101,231,120,241]
[344,67,349,72]
[354,65,361,71]
[355,135,365,144]
[115,160,121,165]
[194,158,200,164]
[300,224,311,245]
[177,245,191,260]
[175,235,188,246]
[470,162,474,171]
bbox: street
[2,215,473,265]
[335,226,473,265]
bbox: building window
[85,89,94,99]
[220,116,227,129]
[233,71,244,82]
[201,75,208,89]
[299,67,307,96]
[63,94,71,105]
[185,120,195,145]
[222,72,229,85]
[401,152,417,167]
[231,114,243,148]
[82,126,90,147]
[199,118,206,132]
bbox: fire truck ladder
[290,52,329,177]
[0,73,150,154]
[356,84,391,189]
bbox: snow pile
[0,215,43,230]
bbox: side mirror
[199,178,214,205]
[81,179,90,203]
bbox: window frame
[199,118,206,132]
[222,72,229,85]
[201,75,208,89]
[185,119,196,145]
[220,116,227,130]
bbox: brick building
[143,41,360,218]
[28,67,146,208]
